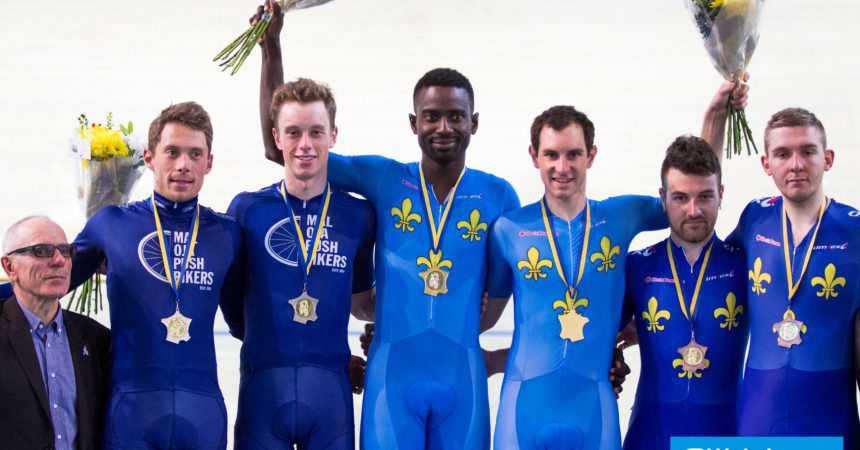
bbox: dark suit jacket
[0,296,111,450]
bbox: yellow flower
[711,0,750,17]
[80,125,129,161]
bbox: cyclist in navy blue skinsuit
[0,103,243,449]
[702,94,860,449]
[226,78,376,450]
[622,137,748,450]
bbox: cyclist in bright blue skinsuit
[258,50,518,448]
[328,153,517,449]
[621,136,748,450]
[488,106,667,450]
[324,71,518,450]
[0,103,243,449]
[228,78,376,449]
[701,99,860,449]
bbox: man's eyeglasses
[6,244,76,258]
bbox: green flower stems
[214,12,273,76]
[724,93,758,159]
[67,272,103,316]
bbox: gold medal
[415,164,465,297]
[419,268,449,296]
[775,198,828,348]
[289,291,319,324]
[542,199,592,343]
[772,309,806,348]
[151,195,200,345]
[558,306,589,343]
[677,338,708,373]
[161,308,192,344]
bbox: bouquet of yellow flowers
[214,0,334,75]
[684,0,766,158]
[68,113,146,314]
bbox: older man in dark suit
[1,216,111,450]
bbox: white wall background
[1,0,858,447]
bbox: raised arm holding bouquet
[213,0,333,75]
[685,0,765,158]
[68,113,146,314]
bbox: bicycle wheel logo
[265,218,299,267]
[137,231,169,283]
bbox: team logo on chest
[748,257,772,295]
[713,292,743,330]
[391,198,422,232]
[810,263,846,300]
[265,216,347,271]
[517,247,553,280]
[590,236,620,272]
[456,209,487,242]
[139,231,171,281]
[137,231,214,287]
[642,297,671,333]
[265,218,300,267]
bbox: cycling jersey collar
[151,191,199,214]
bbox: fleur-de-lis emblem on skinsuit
[416,249,453,273]
[749,257,771,295]
[391,198,422,232]
[642,297,671,333]
[552,287,589,315]
[672,358,710,379]
[714,292,743,330]
[456,209,488,242]
[517,247,553,281]
[590,236,621,272]
[811,263,847,300]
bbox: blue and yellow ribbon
[540,197,590,292]
[781,197,829,302]
[280,181,332,282]
[419,162,466,252]
[151,195,200,301]
[666,238,715,323]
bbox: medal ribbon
[418,162,466,251]
[666,238,715,322]
[781,197,829,302]
[280,181,332,283]
[540,197,591,291]
[151,195,200,302]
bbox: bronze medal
[773,199,828,350]
[772,309,805,348]
[677,338,708,373]
[666,239,716,375]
